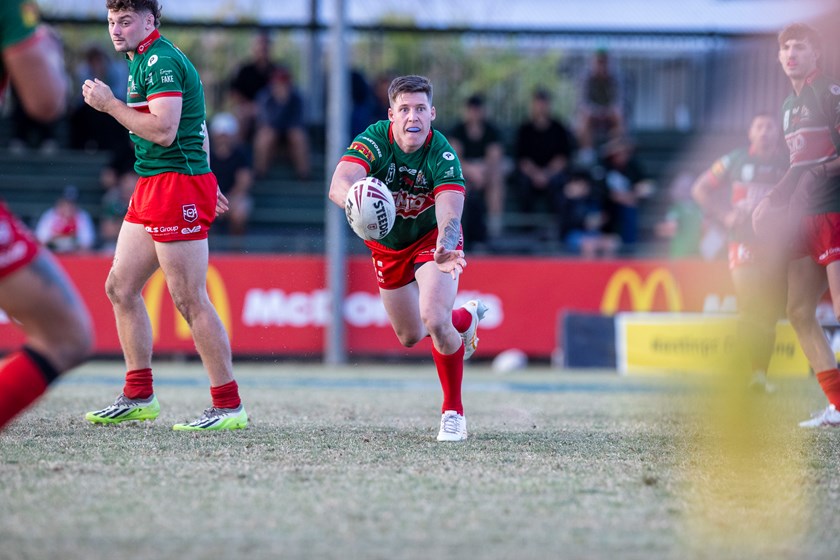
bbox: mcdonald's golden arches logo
[600,267,683,314]
[143,265,232,342]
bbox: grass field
[1,360,839,560]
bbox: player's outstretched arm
[434,191,466,280]
[328,160,367,208]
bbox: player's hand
[81,78,116,113]
[215,187,229,217]
[434,245,467,280]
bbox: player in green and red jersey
[82,0,246,431]
[754,23,840,427]
[0,0,94,431]
[693,114,788,392]
[329,75,488,442]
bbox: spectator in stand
[229,31,276,143]
[209,112,254,236]
[252,65,310,179]
[576,49,625,165]
[556,168,620,258]
[448,94,505,246]
[69,43,127,153]
[595,136,655,250]
[511,88,575,233]
[99,171,137,254]
[35,186,96,253]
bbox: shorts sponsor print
[793,212,840,266]
[125,172,217,242]
[0,202,39,280]
[365,227,464,290]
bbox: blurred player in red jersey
[754,23,840,427]
[81,0,247,430]
[0,0,94,430]
[329,75,488,442]
[693,114,788,392]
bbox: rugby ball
[345,177,396,240]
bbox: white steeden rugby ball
[344,177,396,240]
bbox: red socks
[451,308,472,333]
[124,368,240,409]
[817,369,840,408]
[0,349,53,430]
[432,343,465,415]
[211,380,241,410]
[123,368,153,399]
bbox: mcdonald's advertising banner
[0,255,736,359]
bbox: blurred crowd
[1,30,728,259]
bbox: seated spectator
[511,89,575,231]
[252,65,310,179]
[556,169,620,258]
[229,31,277,144]
[209,112,254,236]
[69,43,127,153]
[448,94,505,245]
[594,136,655,250]
[576,49,625,165]
[35,186,96,253]
[99,171,136,254]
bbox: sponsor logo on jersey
[181,225,202,235]
[360,136,383,158]
[442,151,455,161]
[349,141,375,162]
[393,190,434,218]
[148,54,159,67]
[182,204,198,223]
[784,109,790,130]
[831,84,840,96]
[386,163,396,184]
[160,69,175,84]
[444,166,455,179]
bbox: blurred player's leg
[786,256,840,427]
[0,251,93,429]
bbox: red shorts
[0,201,40,280]
[125,172,217,242]
[365,228,464,290]
[793,213,840,266]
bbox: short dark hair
[388,75,433,106]
[778,23,821,52]
[106,0,162,28]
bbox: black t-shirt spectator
[449,121,502,160]
[211,145,252,195]
[515,119,573,166]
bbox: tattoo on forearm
[440,219,460,251]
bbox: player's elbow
[23,96,66,123]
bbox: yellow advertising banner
[616,313,809,377]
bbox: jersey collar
[136,29,161,55]
[804,68,822,86]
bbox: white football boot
[458,299,489,360]
[437,410,468,442]
[798,404,840,428]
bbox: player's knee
[104,272,131,306]
[395,329,423,348]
